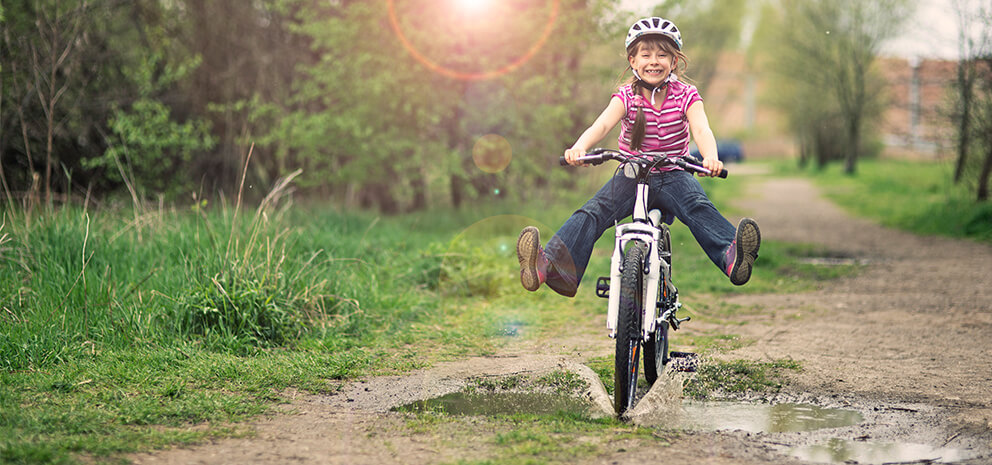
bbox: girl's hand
[564,148,588,167]
[701,157,724,177]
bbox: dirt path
[131,171,992,465]
[728,175,992,410]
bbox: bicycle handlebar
[558,148,728,179]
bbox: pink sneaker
[725,218,761,285]
[516,226,549,291]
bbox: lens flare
[386,0,560,81]
[472,134,512,173]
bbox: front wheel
[614,242,646,416]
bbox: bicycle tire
[644,224,672,385]
[614,241,646,416]
[643,321,668,385]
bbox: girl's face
[628,40,676,86]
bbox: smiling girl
[516,16,761,296]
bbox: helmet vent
[624,16,683,51]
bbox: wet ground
[392,363,988,464]
[131,171,992,465]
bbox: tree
[1,0,89,205]
[947,0,992,201]
[248,0,619,212]
[972,56,992,201]
[951,0,983,184]
[1,1,212,203]
[762,0,911,173]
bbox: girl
[516,16,760,297]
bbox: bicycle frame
[605,166,670,342]
[564,148,722,415]
[566,148,721,340]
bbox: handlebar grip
[559,153,610,166]
[677,157,729,178]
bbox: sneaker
[516,226,548,291]
[725,218,761,286]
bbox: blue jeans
[544,169,735,297]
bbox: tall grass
[0,175,462,462]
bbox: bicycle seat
[649,208,675,226]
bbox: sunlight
[452,0,490,14]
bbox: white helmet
[625,17,682,51]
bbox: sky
[618,0,964,59]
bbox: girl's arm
[686,100,724,177]
[564,97,626,166]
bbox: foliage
[755,0,911,173]
[247,0,622,211]
[1,0,632,209]
[86,99,215,197]
[0,1,196,201]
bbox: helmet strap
[632,69,672,106]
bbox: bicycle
[560,148,727,416]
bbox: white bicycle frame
[605,181,676,341]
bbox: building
[699,52,959,160]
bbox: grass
[0,199,493,463]
[402,410,668,465]
[0,162,878,464]
[683,359,803,400]
[777,157,992,243]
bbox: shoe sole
[730,218,761,286]
[517,227,542,291]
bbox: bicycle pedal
[595,277,610,298]
[670,314,690,330]
[668,351,699,372]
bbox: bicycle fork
[605,217,662,339]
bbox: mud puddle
[394,391,595,416]
[394,383,979,463]
[641,398,976,463]
[315,354,987,465]
[624,372,982,463]
[676,401,864,433]
[789,438,974,464]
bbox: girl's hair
[622,36,689,151]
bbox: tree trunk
[977,144,992,202]
[814,126,829,170]
[844,116,859,175]
[410,176,427,212]
[450,174,464,209]
[798,129,809,168]
[954,59,973,184]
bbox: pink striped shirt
[612,80,702,170]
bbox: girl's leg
[520,174,637,297]
[651,170,737,269]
